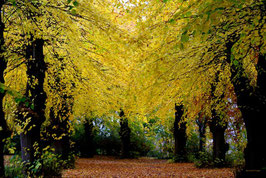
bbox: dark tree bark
[0,2,9,176]
[209,73,229,166]
[173,104,187,161]
[17,38,47,175]
[226,40,266,171]
[48,104,72,161]
[196,114,207,152]
[44,56,74,162]
[227,4,266,174]
[119,110,131,158]
[83,118,94,157]
[209,113,229,166]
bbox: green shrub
[172,154,188,163]
[41,150,64,177]
[194,151,213,168]
[194,151,244,168]
[187,152,197,163]
[41,148,77,176]
[4,155,24,178]
[7,148,77,177]
[62,151,76,169]
[19,150,63,177]
[129,123,152,158]
[225,151,245,168]
[186,132,200,163]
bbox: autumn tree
[44,55,75,161]
[196,112,207,152]
[6,0,79,175]
[183,0,264,173]
[173,104,187,162]
[17,35,47,175]
[137,0,265,172]
[185,0,266,172]
[0,1,8,176]
[1,0,264,176]
[119,109,131,158]
[83,117,95,157]
[226,42,266,172]
[209,73,229,166]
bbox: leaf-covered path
[62,156,234,177]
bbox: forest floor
[62,156,235,177]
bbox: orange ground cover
[62,156,234,177]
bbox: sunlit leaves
[1,0,264,144]
[181,33,189,42]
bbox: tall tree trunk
[209,112,229,166]
[209,73,229,166]
[173,104,187,162]
[83,118,94,157]
[119,110,131,158]
[55,98,73,161]
[46,57,74,162]
[0,2,8,176]
[48,106,71,161]
[226,40,266,171]
[18,38,47,175]
[196,114,206,152]
[47,57,75,161]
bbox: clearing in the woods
[62,156,234,177]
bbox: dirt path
[62,156,234,177]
